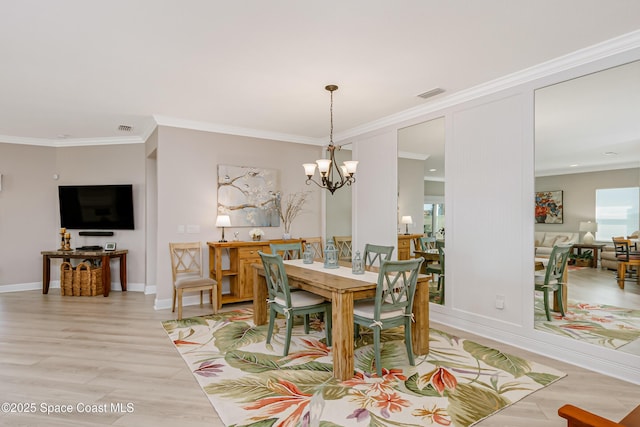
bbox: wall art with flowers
[535,190,563,224]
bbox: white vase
[282,233,291,240]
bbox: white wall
[154,126,324,305]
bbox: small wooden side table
[570,243,606,268]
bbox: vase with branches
[275,191,310,239]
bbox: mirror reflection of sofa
[534,232,579,258]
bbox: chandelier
[303,85,358,194]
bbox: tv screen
[59,184,135,230]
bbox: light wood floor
[0,290,638,427]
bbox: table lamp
[579,221,597,244]
[401,216,413,235]
[216,215,231,242]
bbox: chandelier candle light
[303,85,358,195]
[216,215,231,242]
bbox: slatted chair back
[363,243,394,267]
[333,236,352,261]
[302,237,324,259]
[269,242,303,260]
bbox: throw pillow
[541,235,557,247]
[554,236,568,244]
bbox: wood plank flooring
[0,289,638,426]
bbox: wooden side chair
[558,403,640,427]
[333,235,352,261]
[535,244,571,320]
[302,237,324,260]
[353,258,424,376]
[258,251,332,356]
[269,242,303,260]
[612,237,640,289]
[169,242,218,320]
[363,243,394,268]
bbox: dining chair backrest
[333,236,352,261]
[169,242,204,282]
[269,242,303,260]
[302,237,324,259]
[258,251,293,307]
[419,236,436,251]
[374,258,424,320]
[543,244,572,285]
[363,243,394,267]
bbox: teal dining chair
[535,244,572,321]
[418,236,436,251]
[353,258,424,376]
[269,242,303,260]
[258,251,332,355]
[363,243,394,268]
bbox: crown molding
[3,30,639,147]
[153,115,323,146]
[334,29,640,142]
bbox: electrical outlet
[495,295,505,309]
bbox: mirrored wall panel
[534,59,640,355]
[398,117,445,304]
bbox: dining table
[252,259,431,381]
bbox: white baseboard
[0,281,147,293]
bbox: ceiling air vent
[417,88,445,99]
[117,125,133,132]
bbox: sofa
[534,232,579,258]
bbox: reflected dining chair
[363,243,394,268]
[612,237,640,289]
[333,236,353,261]
[302,237,324,260]
[534,244,572,321]
[269,242,303,260]
[353,258,424,376]
[169,242,218,320]
[418,236,437,251]
[258,252,332,356]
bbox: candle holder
[63,233,72,251]
[59,228,66,250]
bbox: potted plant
[275,191,310,239]
[575,250,593,267]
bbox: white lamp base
[583,232,595,244]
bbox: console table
[41,249,128,297]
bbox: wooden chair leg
[177,288,183,320]
[618,263,626,289]
[172,288,177,313]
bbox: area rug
[534,298,640,349]
[162,309,565,427]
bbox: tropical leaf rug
[162,308,565,427]
[535,297,640,350]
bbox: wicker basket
[60,262,74,295]
[60,261,103,296]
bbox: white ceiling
[1,0,640,161]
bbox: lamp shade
[579,221,597,233]
[215,215,231,227]
[401,216,413,225]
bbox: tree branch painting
[217,164,280,227]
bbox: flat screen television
[58,184,135,230]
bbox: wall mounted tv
[58,184,135,230]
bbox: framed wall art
[217,164,280,227]
[535,190,563,224]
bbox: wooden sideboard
[207,239,302,308]
[398,234,424,260]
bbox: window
[595,187,639,241]
[424,203,445,236]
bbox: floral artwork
[163,309,565,427]
[535,190,563,224]
[217,164,280,227]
